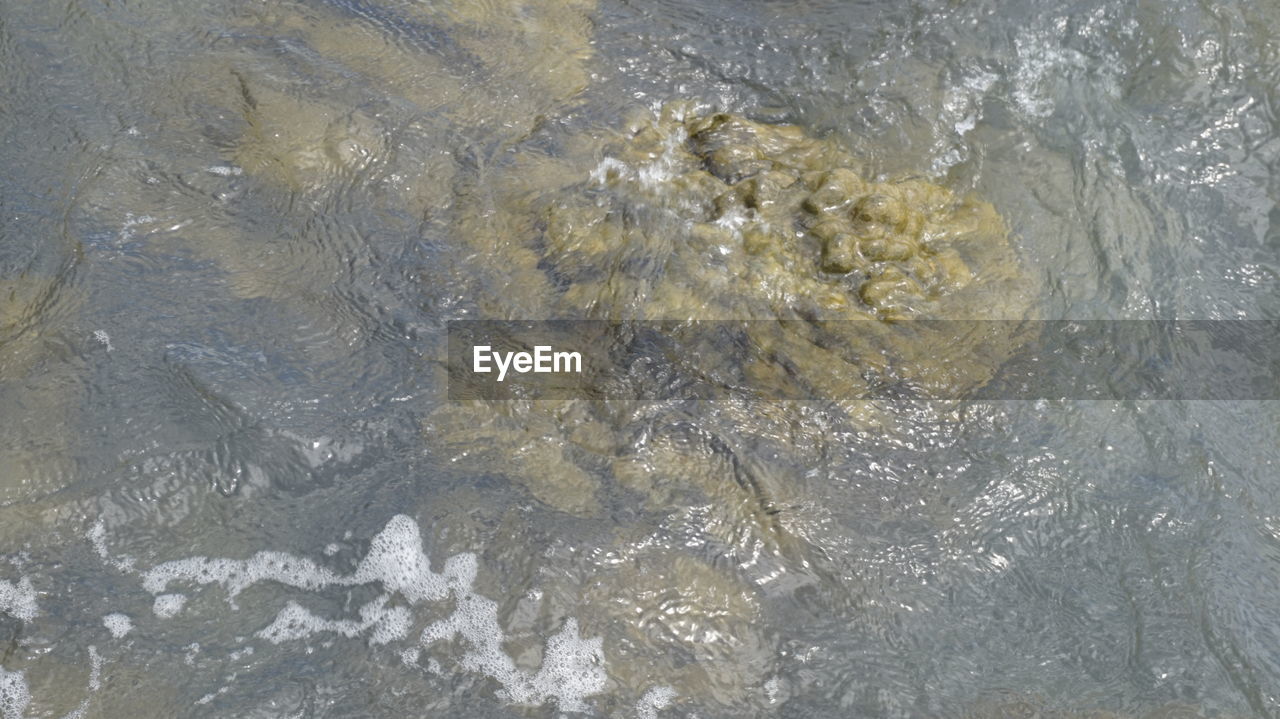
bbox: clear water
[1,0,1279,717]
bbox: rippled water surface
[2,0,1280,717]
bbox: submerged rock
[426,102,1042,711]
[0,273,85,508]
[0,275,68,377]
[447,102,1038,400]
[578,546,774,711]
[233,82,386,194]
[552,104,1031,323]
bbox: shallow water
[1,0,1279,717]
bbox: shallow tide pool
[1,0,1279,717]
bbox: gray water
[2,0,1279,717]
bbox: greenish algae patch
[447,103,1038,398]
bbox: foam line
[635,686,677,719]
[141,552,342,601]
[421,596,606,712]
[256,596,411,645]
[87,521,134,573]
[58,647,103,719]
[141,516,471,605]
[136,515,609,713]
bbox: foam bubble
[367,603,412,646]
[229,646,254,661]
[0,577,37,622]
[256,596,410,646]
[257,601,357,644]
[636,686,676,719]
[103,613,132,638]
[0,666,31,719]
[153,594,186,618]
[350,515,456,602]
[524,619,607,713]
[765,676,786,704]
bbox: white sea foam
[103,613,132,638]
[59,646,103,719]
[228,646,254,661]
[86,647,102,693]
[349,515,469,602]
[141,552,341,602]
[764,676,782,703]
[0,577,37,622]
[92,330,114,352]
[423,601,605,713]
[87,520,134,573]
[635,686,676,719]
[256,596,410,646]
[141,515,469,606]
[153,594,186,618]
[0,666,30,719]
[136,515,608,713]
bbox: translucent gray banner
[445,320,1280,400]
